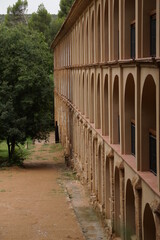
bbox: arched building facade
[52,0,160,239]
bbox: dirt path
[0,132,107,240]
[0,133,84,240]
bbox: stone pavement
[65,181,107,240]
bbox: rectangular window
[150,14,156,57]
[149,131,157,175]
[131,23,135,59]
[131,121,135,156]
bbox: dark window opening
[149,132,157,175]
[131,23,135,59]
[150,14,156,57]
[131,122,135,156]
[118,30,119,60]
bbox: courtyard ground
[0,132,107,240]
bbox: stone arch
[76,71,79,107]
[141,75,156,174]
[90,73,94,123]
[143,0,156,57]
[126,179,136,239]
[86,19,89,64]
[113,0,119,60]
[125,0,135,59]
[91,11,94,63]
[75,26,78,64]
[86,74,89,118]
[113,76,120,144]
[87,128,92,186]
[97,4,101,62]
[81,20,84,64]
[92,136,97,193]
[97,143,103,204]
[143,203,156,240]
[103,74,109,136]
[105,156,111,219]
[82,73,85,115]
[83,124,87,181]
[114,167,120,236]
[73,71,76,103]
[124,73,135,155]
[78,72,81,110]
[96,74,101,129]
[78,25,80,64]
[104,0,108,61]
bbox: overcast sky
[0,0,60,14]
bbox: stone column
[108,68,112,143]
[136,0,142,58]
[109,150,114,231]
[88,128,92,189]
[101,141,105,213]
[132,176,142,240]
[151,200,160,240]
[119,0,124,60]
[119,66,124,154]
[108,0,113,61]
[90,134,98,203]
[84,123,89,183]
[135,66,141,171]
[119,165,125,239]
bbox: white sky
[0,0,60,14]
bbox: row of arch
[55,67,158,176]
[54,0,159,68]
[69,112,159,239]
[54,78,160,239]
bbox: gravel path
[0,132,107,240]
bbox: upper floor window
[150,13,156,57]
[131,121,135,156]
[149,129,157,175]
[131,22,135,59]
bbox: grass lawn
[49,143,63,153]
[0,138,35,167]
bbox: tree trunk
[10,139,15,159]
[7,138,11,159]
[7,138,15,160]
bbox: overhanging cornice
[51,0,92,50]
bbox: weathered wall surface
[52,0,160,239]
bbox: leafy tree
[58,0,75,19]
[50,17,64,41]
[0,25,53,161]
[5,0,28,27]
[28,4,53,72]
[28,4,52,45]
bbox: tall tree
[50,17,64,41]
[28,4,52,45]
[58,0,75,19]
[0,25,53,161]
[5,0,28,26]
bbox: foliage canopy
[28,4,52,45]
[58,0,75,19]
[5,0,28,26]
[0,0,75,163]
[0,25,53,161]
